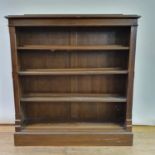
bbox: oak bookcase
[6,14,140,146]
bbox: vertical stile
[9,27,22,131]
[126,26,137,131]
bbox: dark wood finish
[18,68,128,75]
[7,14,139,146]
[20,75,127,94]
[9,27,22,132]
[22,123,125,132]
[14,132,133,146]
[8,19,138,27]
[17,45,129,50]
[18,51,128,70]
[6,14,140,27]
[20,94,127,102]
[6,14,140,19]
[126,26,138,131]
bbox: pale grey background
[0,0,155,125]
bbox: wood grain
[18,68,128,75]
[17,45,129,50]
[7,14,139,146]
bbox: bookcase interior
[16,26,130,131]
[16,26,130,46]
[7,14,140,146]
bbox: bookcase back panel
[19,51,70,70]
[20,75,127,95]
[19,51,128,70]
[76,27,130,46]
[16,27,71,46]
[22,102,126,123]
[16,27,130,46]
[22,102,70,123]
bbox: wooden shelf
[18,68,128,76]
[17,45,129,51]
[22,122,125,132]
[21,93,127,102]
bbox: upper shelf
[17,45,129,51]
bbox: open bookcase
[7,14,140,146]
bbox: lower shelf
[18,68,128,75]
[22,122,125,132]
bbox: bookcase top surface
[6,14,140,19]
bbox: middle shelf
[21,93,127,103]
[18,68,128,76]
[17,44,129,51]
